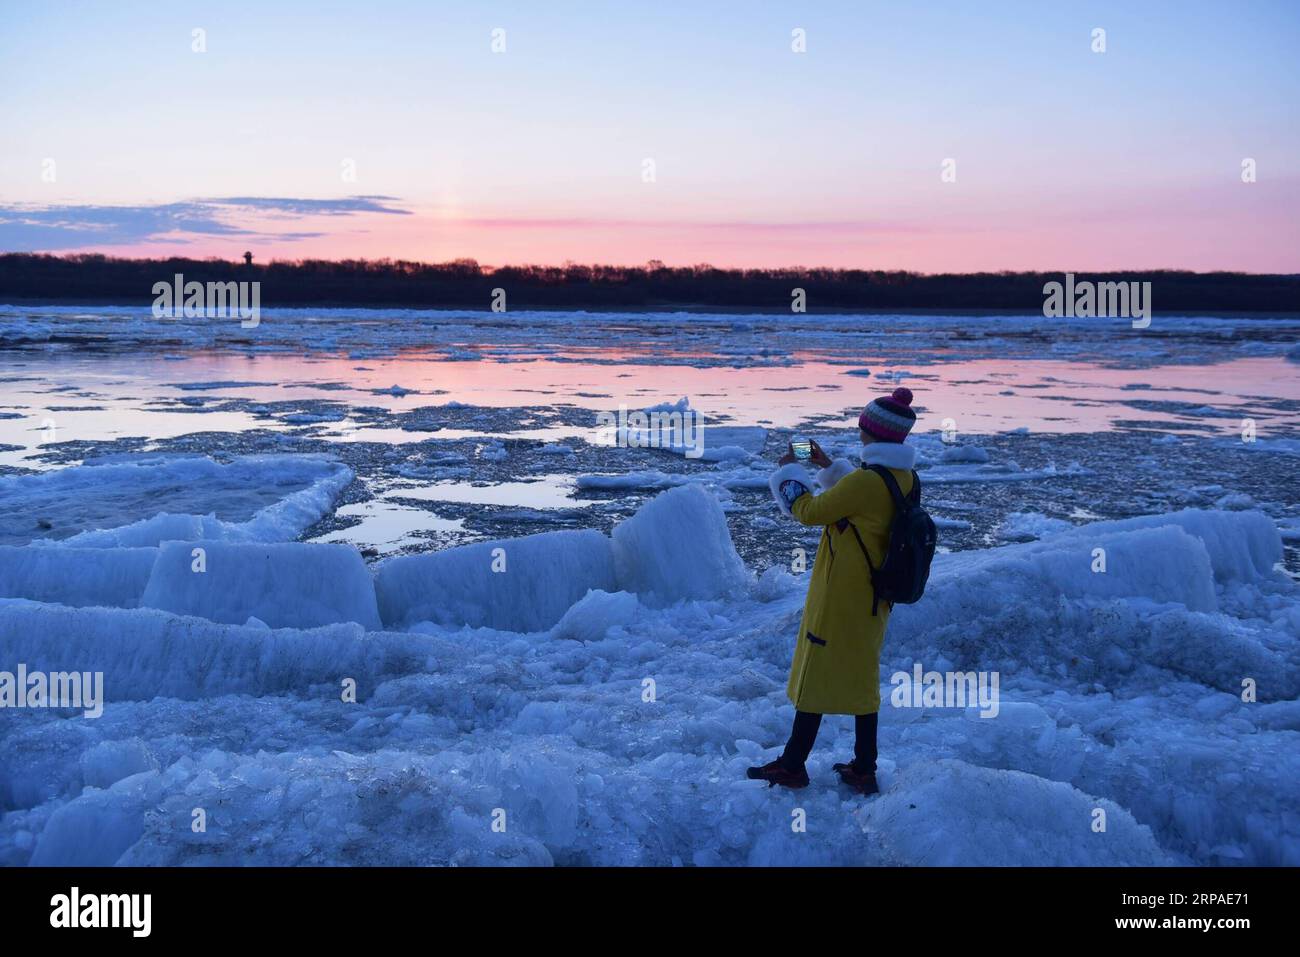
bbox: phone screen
[791,440,812,461]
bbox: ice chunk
[610,484,751,606]
[80,739,159,789]
[375,529,616,632]
[0,545,157,608]
[61,513,216,548]
[947,523,1221,608]
[481,441,509,462]
[1045,508,1282,583]
[996,512,1072,541]
[889,511,1299,697]
[932,515,973,531]
[550,590,641,642]
[938,444,990,464]
[753,564,799,602]
[379,484,754,627]
[29,771,164,866]
[1214,492,1255,510]
[140,541,382,630]
[576,471,690,491]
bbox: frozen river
[2,306,1298,565]
[1,305,1297,867]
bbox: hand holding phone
[807,438,832,468]
[779,436,832,467]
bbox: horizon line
[4,252,1298,280]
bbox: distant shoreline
[2,254,1297,315]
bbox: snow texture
[0,479,1296,867]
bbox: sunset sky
[2,0,1297,271]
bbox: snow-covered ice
[610,484,751,607]
[140,541,383,631]
[0,545,158,609]
[1,476,1295,866]
[374,528,616,632]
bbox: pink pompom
[891,387,914,407]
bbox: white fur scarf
[860,442,917,471]
[768,443,917,517]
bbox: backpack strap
[868,462,909,509]
[846,521,880,617]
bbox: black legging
[780,710,877,774]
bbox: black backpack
[848,465,938,615]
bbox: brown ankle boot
[746,757,810,789]
[833,762,879,795]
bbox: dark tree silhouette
[0,253,1296,314]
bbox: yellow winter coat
[772,455,914,715]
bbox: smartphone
[791,436,813,461]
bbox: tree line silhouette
[1,253,1296,313]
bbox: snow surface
[0,466,1296,866]
[859,760,1167,866]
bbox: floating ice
[6,455,352,548]
[937,444,991,464]
[996,511,1072,541]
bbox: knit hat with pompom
[858,387,916,442]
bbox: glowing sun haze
[2,0,1297,271]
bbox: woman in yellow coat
[747,387,919,794]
